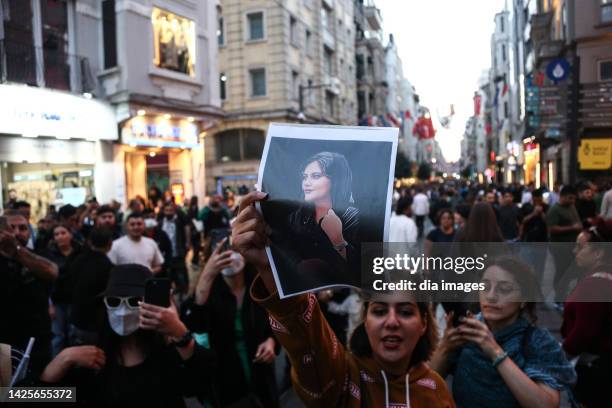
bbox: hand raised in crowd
[253,337,276,364]
[139,298,188,340]
[41,346,106,383]
[202,238,233,278]
[438,312,469,353]
[454,315,503,361]
[231,191,270,270]
[0,229,18,258]
[319,208,345,246]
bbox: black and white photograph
[258,123,398,298]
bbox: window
[504,101,509,118]
[291,70,299,100]
[218,16,225,45]
[215,130,241,162]
[243,129,266,159]
[152,8,196,76]
[602,0,612,23]
[502,44,506,62]
[215,129,265,162]
[247,11,264,41]
[321,6,333,32]
[305,29,312,56]
[41,0,70,90]
[249,68,266,97]
[324,46,334,75]
[599,60,612,81]
[290,15,298,46]
[220,73,227,100]
[500,15,505,32]
[102,0,117,69]
[325,91,335,116]
[307,78,315,105]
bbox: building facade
[98,0,223,205]
[208,0,357,192]
[0,0,118,218]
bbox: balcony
[364,6,382,31]
[0,39,95,95]
[530,12,553,44]
[537,39,564,60]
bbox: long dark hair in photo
[301,151,355,210]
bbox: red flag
[473,95,482,116]
[404,111,411,119]
[387,113,401,127]
[502,83,509,96]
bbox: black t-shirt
[498,204,520,240]
[575,198,597,226]
[426,227,456,243]
[71,249,113,331]
[48,342,215,408]
[520,203,549,242]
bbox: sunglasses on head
[103,296,142,309]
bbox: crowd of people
[0,178,610,407]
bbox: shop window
[246,11,265,41]
[102,0,117,69]
[215,129,265,162]
[152,7,196,76]
[249,67,266,97]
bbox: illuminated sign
[0,84,117,140]
[121,116,200,148]
[579,139,612,170]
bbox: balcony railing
[0,39,95,94]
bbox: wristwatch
[333,241,348,251]
[170,330,193,348]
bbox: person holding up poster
[232,192,455,407]
[259,123,397,297]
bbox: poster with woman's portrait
[258,123,398,298]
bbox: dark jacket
[272,204,359,294]
[181,268,279,408]
[70,248,114,332]
[40,339,215,408]
[42,242,82,304]
[157,212,189,258]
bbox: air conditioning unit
[328,77,341,95]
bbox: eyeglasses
[481,280,518,297]
[103,296,142,310]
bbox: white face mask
[107,304,140,336]
[144,218,158,229]
[221,252,245,277]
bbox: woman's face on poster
[302,161,331,204]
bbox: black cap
[100,264,152,297]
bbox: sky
[378,0,507,162]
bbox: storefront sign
[578,139,612,170]
[0,84,117,140]
[122,116,200,148]
[0,136,96,164]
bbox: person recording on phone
[429,257,575,408]
[181,237,279,408]
[276,152,359,287]
[41,264,215,407]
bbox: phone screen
[210,228,231,252]
[144,278,171,307]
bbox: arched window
[215,128,265,162]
